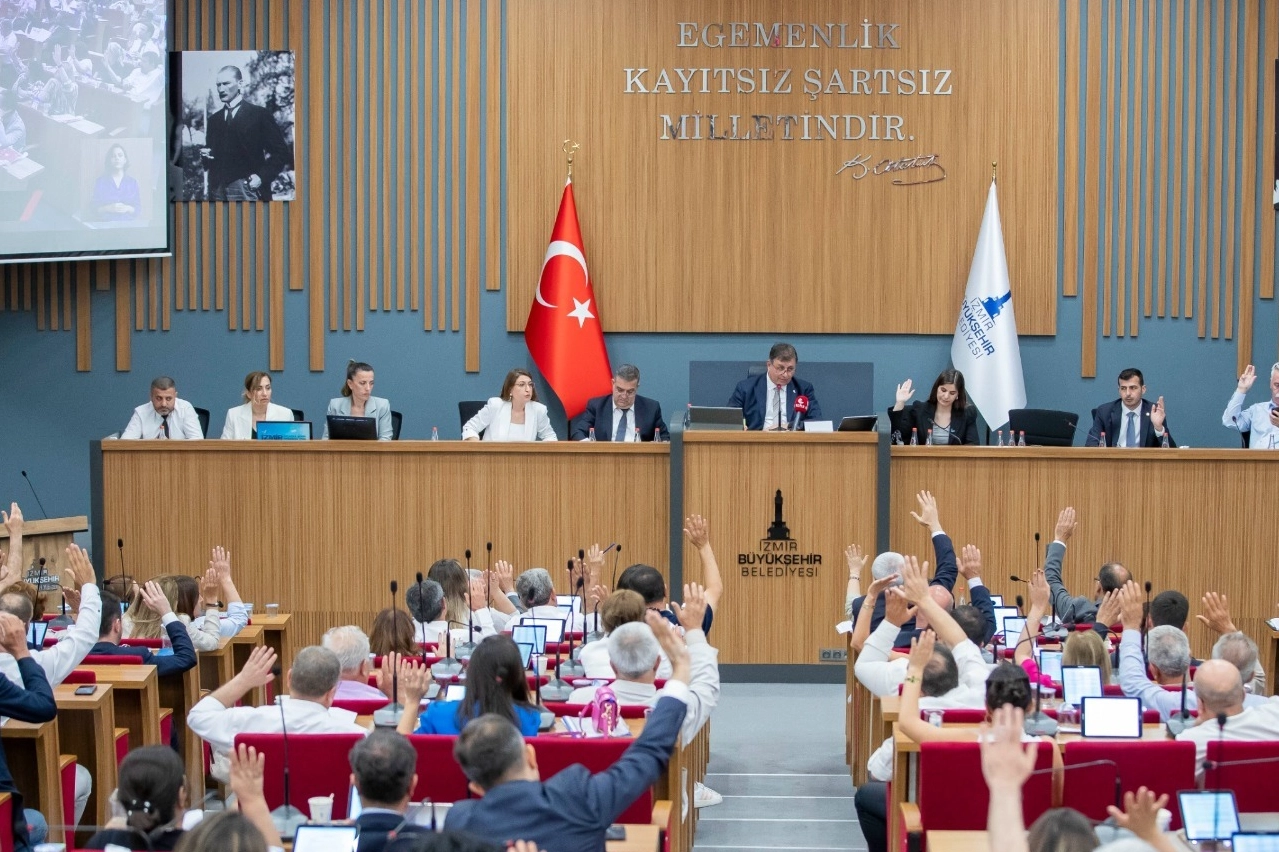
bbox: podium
[680,432,878,670]
[0,516,87,606]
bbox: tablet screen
[992,606,1019,636]
[1001,616,1028,641]
[511,625,548,654]
[1177,791,1240,841]
[27,620,47,648]
[293,824,358,852]
[1037,649,1063,683]
[516,642,534,669]
[1080,696,1142,738]
[1232,834,1279,852]
[1061,666,1103,706]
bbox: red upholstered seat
[81,654,145,665]
[0,791,11,852]
[408,735,471,803]
[901,740,1056,852]
[60,758,76,850]
[531,735,652,824]
[121,638,164,649]
[331,698,390,716]
[1062,740,1196,828]
[1205,740,1279,813]
[62,670,95,684]
[234,733,365,818]
[542,701,651,719]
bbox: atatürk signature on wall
[836,153,947,185]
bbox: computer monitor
[1081,696,1141,738]
[26,620,47,648]
[326,415,378,440]
[989,595,1004,607]
[837,416,878,432]
[992,606,1019,638]
[1178,791,1240,843]
[686,406,744,431]
[1001,616,1028,642]
[1061,666,1103,706]
[1232,833,1279,852]
[256,420,311,440]
[1007,409,1080,447]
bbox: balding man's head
[915,585,955,630]
[1194,659,1245,719]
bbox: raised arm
[1014,569,1049,668]
[898,631,967,744]
[0,502,24,590]
[683,515,723,609]
[913,492,957,591]
[1223,366,1255,430]
[850,570,900,654]
[1043,508,1077,620]
[959,544,997,644]
[844,544,867,616]
[901,555,967,649]
[229,744,283,849]
[980,706,1034,852]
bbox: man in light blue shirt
[1222,363,1279,449]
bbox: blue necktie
[1124,411,1137,447]
[613,409,627,442]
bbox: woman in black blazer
[887,369,981,445]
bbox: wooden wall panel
[682,433,878,665]
[101,442,669,650]
[890,447,1279,661]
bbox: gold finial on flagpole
[991,161,997,183]
[563,140,580,179]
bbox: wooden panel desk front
[156,664,204,804]
[890,448,1279,667]
[0,516,88,571]
[54,682,117,830]
[1,718,63,842]
[681,432,878,666]
[99,442,670,649]
[254,614,294,698]
[78,664,161,749]
[200,637,235,695]
[231,625,267,705]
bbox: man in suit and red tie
[569,364,669,441]
[728,342,823,430]
[200,65,290,201]
[1085,367,1175,447]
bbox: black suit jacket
[355,811,427,852]
[1085,399,1175,447]
[569,393,669,441]
[205,100,290,199]
[728,373,823,430]
[0,657,57,848]
[92,619,197,677]
[886,401,980,445]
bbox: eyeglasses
[770,361,797,375]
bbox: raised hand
[468,575,487,609]
[1053,507,1077,543]
[398,655,433,702]
[585,543,606,583]
[1094,589,1121,628]
[671,583,707,633]
[980,705,1037,792]
[236,645,278,688]
[587,583,609,609]
[900,555,931,604]
[140,580,173,617]
[906,629,936,675]
[210,545,232,581]
[845,544,867,580]
[1117,581,1144,631]
[1028,569,1050,612]
[1106,787,1170,843]
[1196,592,1237,635]
[1151,396,1167,431]
[1237,364,1257,393]
[958,544,982,580]
[228,743,268,805]
[683,515,710,549]
[909,491,941,533]
[492,560,515,593]
[645,610,690,682]
[63,543,96,589]
[199,567,221,606]
[865,572,901,599]
[0,612,28,658]
[1,503,22,537]
[894,379,915,409]
[883,587,917,628]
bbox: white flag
[950,180,1026,429]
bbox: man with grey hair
[188,644,367,782]
[1223,362,1279,449]
[322,625,387,701]
[1197,591,1267,692]
[404,578,449,645]
[1213,632,1261,692]
[121,376,203,439]
[1175,659,1279,781]
[569,364,669,441]
[505,568,595,633]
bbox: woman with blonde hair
[123,548,248,651]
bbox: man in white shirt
[322,626,391,702]
[121,376,204,439]
[1222,363,1279,449]
[119,48,163,107]
[1176,660,1279,781]
[187,645,368,783]
[503,568,595,634]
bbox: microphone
[790,395,809,431]
[455,601,477,662]
[19,472,48,519]
[1026,759,1121,811]
[1023,668,1058,736]
[485,541,493,608]
[1212,713,1227,844]
[1165,669,1193,736]
[373,582,407,728]
[464,549,472,570]
[433,622,464,678]
[609,544,623,591]
[562,561,586,675]
[1141,581,1153,667]
[1015,595,1024,614]
[270,697,306,834]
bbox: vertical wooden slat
[464,0,482,371]
[47,266,59,331]
[1138,0,1156,327]
[329,0,340,333]
[35,266,45,330]
[1081,0,1102,377]
[1195,1,1218,338]
[451,0,462,333]
[285,1,305,293]
[1100,0,1117,339]
[163,257,171,330]
[189,205,199,308]
[1260,5,1277,303]
[1,269,9,313]
[485,0,501,292]
[306,0,325,368]
[383,0,394,312]
[1155,0,1173,318]
[95,260,110,291]
[1178,0,1199,319]
[1236,0,1259,372]
[410,0,422,312]
[76,264,91,372]
[226,207,236,328]
[1207,0,1227,340]
[1112,0,1131,338]
[115,264,130,371]
[256,208,266,332]
[242,206,252,331]
[342,2,353,331]
[395,0,408,311]
[174,206,186,311]
[63,264,73,330]
[148,258,158,331]
[133,260,144,331]
[21,264,30,310]
[437,0,446,331]
[1219,0,1240,342]
[270,212,285,371]
[357,1,370,322]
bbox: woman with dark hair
[888,368,980,445]
[462,368,557,442]
[91,143,141,220]
[324,360,393,440]
[220,371,294,439]
[397,634,541,736]
[369,608,419,657]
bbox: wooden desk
[231,625,267,705]
[96,442,671,650]
[681,432,878,665]
[611,823,661,852]
[200,637,235,695]
[254,614,294,697]
[1,718,63,842]
[54,682,117,831]
[890,447,1279,662]
[78,665,162,748]
[156,663,204,804]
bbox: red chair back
[82,654,146,665]
[62,670,96,685]
[1205,740,1279,813]
[408,735,471,803]
[1062,740,1196,828]
[0,789,11,852]
[331,698,388,716]
[121,638,164,649]
[234,733,365,818]
[542,701,650,720]
[916,741,1055,837]
[530,736,652,824]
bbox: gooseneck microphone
[1166,669,1193,736]
[270,693,306,833]
[1141,581,1153,667]
[609,543,623,590]
[19,471,48,519]
[562,561,586,674]
[485,541,493,608]
[1212,713,1227,844]
[373,581,407,728]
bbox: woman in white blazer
[324,360,394,440]
[220,371,295,439]
[463,368,558,442]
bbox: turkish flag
[524,178,612,419]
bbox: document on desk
[561,716,632,737]
[4,157,43,179]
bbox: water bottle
[157,630,173,657]
[925,428,933,445]
[430,426,439,441]
[1099,431,1106,447]
[1058,703,1077,726]
[1017,431,1026,447]
[909,427,918,445]
[587,427,596,442]
[1160,431,1170,448]
[996,429,1004,447]
[928,711,943,728]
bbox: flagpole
[562,139,579,181]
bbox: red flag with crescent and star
[524,178,612,419]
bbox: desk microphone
[1141,581,1153,668]
[1165,669,1193,736]
[609,543,623,590]
[1212,713,1227,845]
[414,572,428,653]
[19,472,48,519]
[485,541,493,608]
[373,581,406,728]
[1023,668,1058,736]
[790,395,809,431]
[104,538,133,598]
[270,695,306,834]
[562,561,586,674]
[455,603,477,662]
[542,582,574,703]
[433,622,464,679]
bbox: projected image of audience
[0,0,167,259]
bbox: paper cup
[1155,808,1172,832]
[308,796,333,823]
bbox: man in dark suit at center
[570,364,669,441]
[349,731,427,852]
[200,65,290,201]
[729,342,823,430]
[1085,367,1175,447]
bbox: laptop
[1037,649,1064,683]
[1232,834,1279,851]
[836,415,878,432]
[686,406,743,431]
[511,624,548,654]
[1001,616,1028,642]
[989,595,1004,607]
[1080,696,1142,738]
[992,606,1020,637]
[326,415,378,440]
[1061,666,1104,706]
[443,683,466,701]
[256,420,311,440]
[292,824,358,852]
[1007,409,1080,447]
[1178,791,1241,845]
